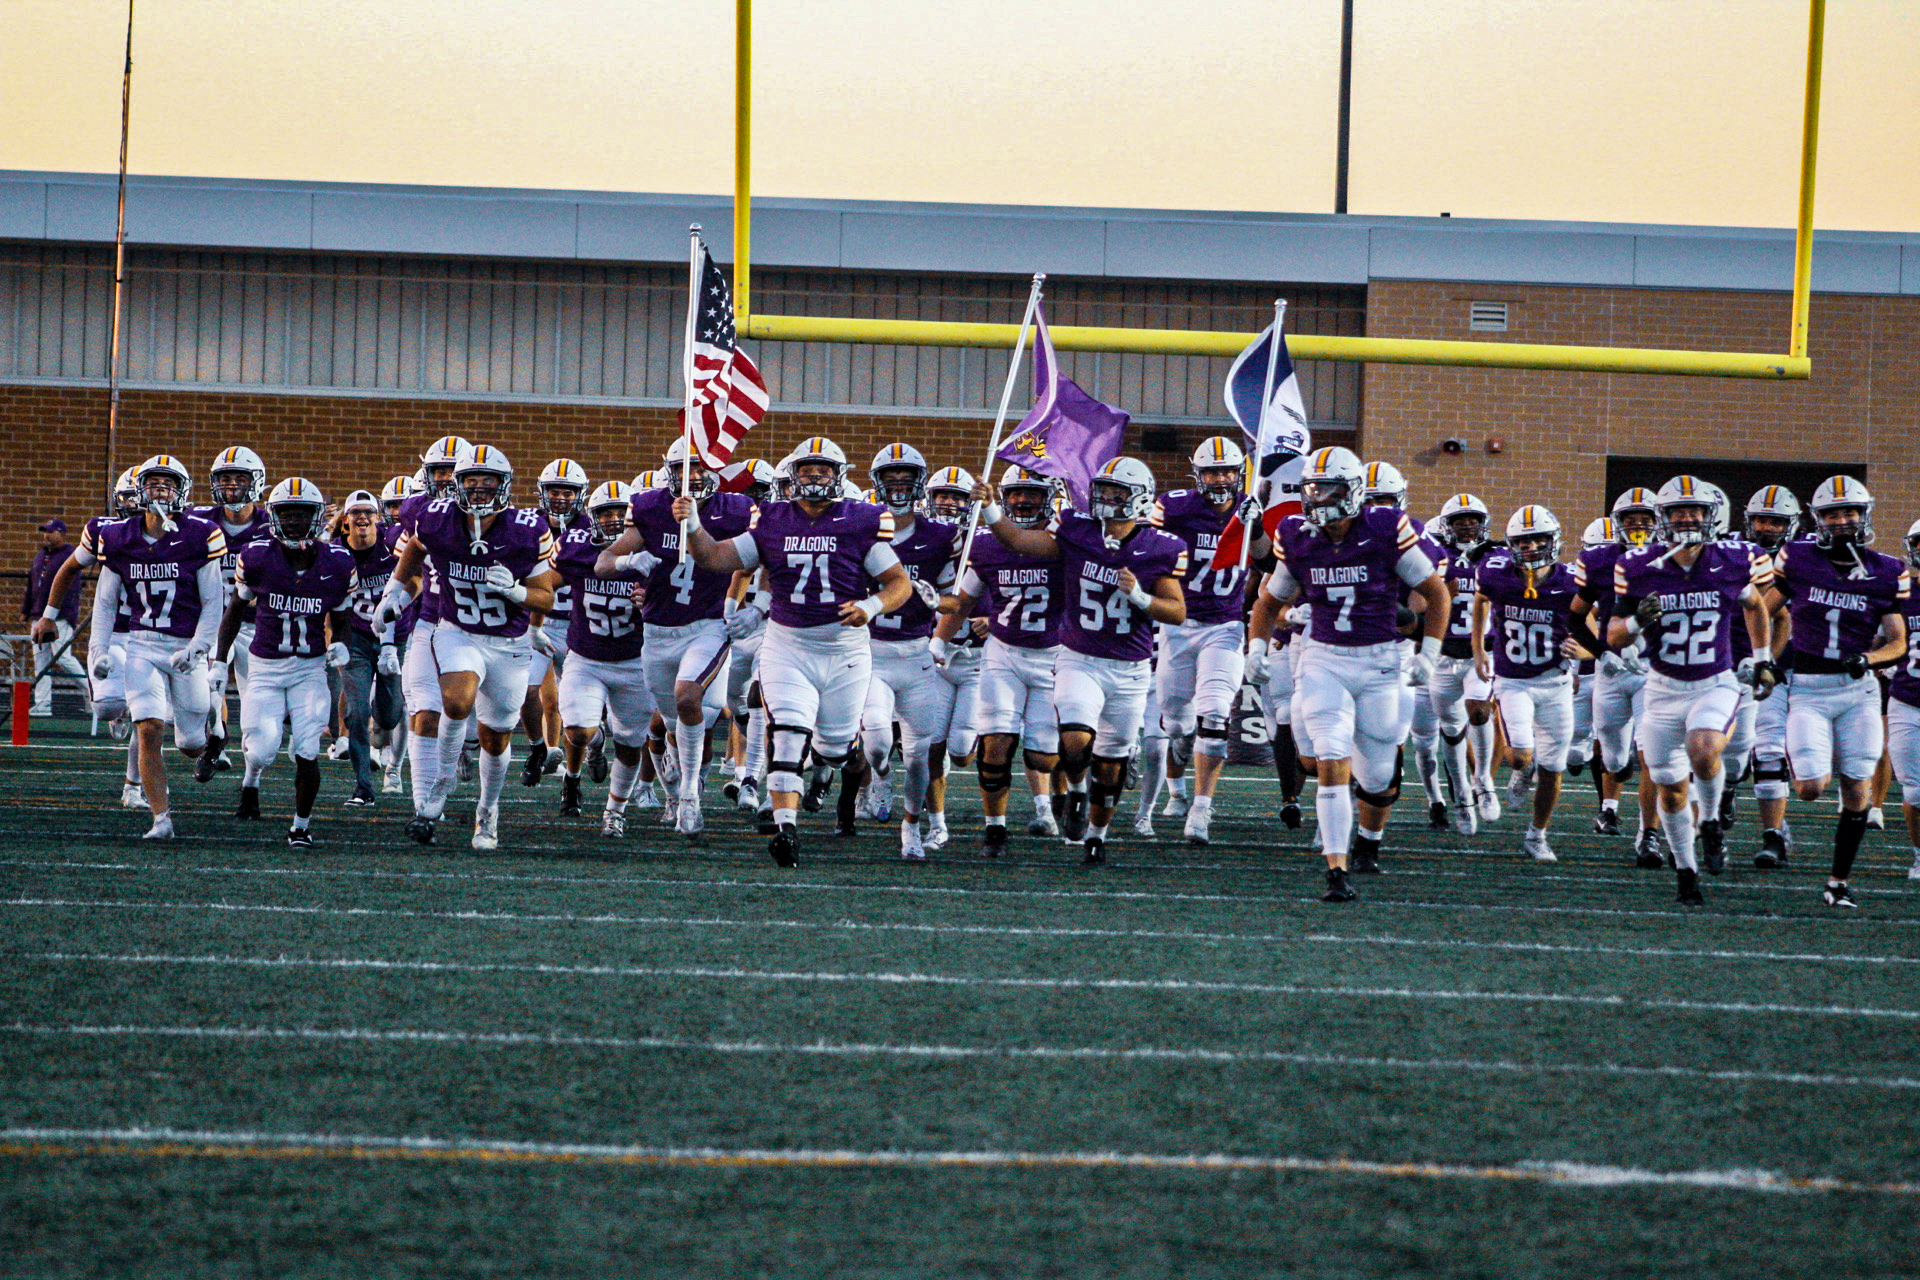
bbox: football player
[1610,477,1776,905]
[1150,437,1261,845]
[1740,484,1806,867]
[216,479,357,845]
[79,455,228,838]
[1423,493,1503,834]
[721,458,778,810]
[1695,481,1763,836]
[555,481,653,834]
[1472,507,1579,862]
[976,457,1190,865]
[190,446,271,783]
[1247,447,1449,902]
[595,438,755,836]
[520,458,591,786]
[920,465,985,849]
[1888,519,1920,882]
[336,489,404,806]
[1764,477,1909,907]
[677,436,912,867]
[856,443,959,860]
[935,466,1066,854]
[378,444,557,849]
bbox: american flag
[685,245,769,468]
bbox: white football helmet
[924,465,976,522]
[1360,460,1409,510]
[209,446,267,508]
[265,477,327,548]
[1190,436,1246,501]
[1610,487,1658,547]
[1743,485,1803,548]
[661,438,717,501]
[788,437,849,502]
[868,443,930,514]
[1505,505,1562,566]
[1695,481,1732,538]
[1088,457,1156,523]
[584,480,633,546]
[1435,493,1491,550]
[112,467,142,517]
[1904,517,1920,570]
[134,455,193,518]
[452,444,514,517]
[420,436,471,496]
[1580,517,1615,550]
[736,458,776,502]
[379,474,423,523]
[537,459,590,518]
[1298,446,1366,527]
[769,459,795,502]
[1653,476,1722,547]
[1808,474,1875,547]
[999,465,1060,529]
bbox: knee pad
[1195,721,1230,759]
[978,756,1013,793]
[769,722,812,773]
[91,699,127,722]
[1354,749,1405,807]
[1022,748,1059,775]
[1056,724,1095,771]
[1751,754,1791,799]
[811,740,854,769]
[1167,730,1197,771]
[1089,755,1129,807]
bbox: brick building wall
[1362,282,1920,531]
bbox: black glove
[1753,659,1784,700]
[1634,595,1663,629]
[1842,652,1870,679]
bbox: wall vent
[1469,301,1510,332]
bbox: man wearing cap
[23,520,84,715]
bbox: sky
[5,0,1917,232]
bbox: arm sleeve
[959,567,985,597]
[192,560,226,652]
[728,532,762,571]
[72,544,97,567]
[90,566,123,643]
[864,544,902,575]
[1394,545,1438,588]
[1261,563,1300,601]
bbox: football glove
[723,603,764,640]
[325,642,351,669]
[1245,642,1271,687]
[169,643,207,673]
[484,564,529,604]
[377,643,402,676]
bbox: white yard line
[1304,931,1920,967]
[2,1125,1912,1196]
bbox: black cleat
[558,774,582,817]
[1280,800,1303,830]
[1719,786,1737,830]
[722,778,741,803]
[286,826,314,850]
[586,735,609,784]
[768,825,800,869]
[1700,819,1727,875]
[1063,791,1090,843]
[1634,828,1664,870]
[1349,834,1384,876]
[406,815,436,846]
[1427,800,1448,830]
[1050,792,1068,831]
[755,805,777,835]
[542,749,560,775]
[981,824,1008,858]
[832,818,859,838]
[521,742,548,787]
[1823,880,1857,909]
[1676,868,1705,906]
[344,785,376,808]
[1080,836,1107,866]
[802,770,832,813]
[212,753,231,772]
[194,742,224,784]
[1322,867,1357,903]
[1753,829,1791,870]
[234,786,262,820]
[1593,808,1621,837]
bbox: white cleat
[631,780,662,810]
[471,809,499,850]
[1161,792,1190,819]
[382,762,404,794]
[1450,801,1478,837]
[600,809,626,838]
[657,749,680,789]
[676,800,705,837]
[1866,806,1885,831]
[661,790,680,827]
[1183,801,1212,846]
[1908,852,1920,881]
[1132,814,1156,838]
[900,820,926,861]
[1027,811,1061,838]
[328,735,351,761]
[864,781,893,823]
[736,778,760,812]
[1474,787,1502,824]
[143,812,175,840]
[121,784,146,809]
[923,813,950,850]
[1506,765,1534,808]
[1524,828,1558,863]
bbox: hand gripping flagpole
[1237,298,1287,579]
[678,225,703,563]
[954,273,1045,587]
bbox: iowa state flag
[1210,320,1313,570]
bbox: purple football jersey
[1051,512,1189,662]
[379,523,420,646]
[80,515,135,634]
[411,497,554,639]
[1616,542,1770,680]
[92,514,226,639]
[630,488,754,627]
[190,504,271,624]
[1573,541,1630,649]
[553,528,645,662]
[344,538,399,638]
[1439,541,1503,659]
[1891,593,1920,710]
[239,541,357,659]
[542,509,590,624]
[1475,552,1578,679]
[396,492,446,626]
[748,499,894,628]
[1152,490,1244,626]
[965,535,1063,649]
[1776,540,1909,667]
[1273,506,1429,648]
[871,515,957,641]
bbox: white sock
[291,813,310,831]
[744,707,768,781]
[1031,789,1052,818]
[1167,777,1188,798]
[607,757,640,810]
[1136,738,1167,817]
[677,713,710,804]
[408,732,442,815]
[478,745,510,815]
[242,760,265,788]
[1357,824,1382,842]
[1661,806,1698,871]
[1191,794,1212,812]
[125,739,142,785]
[1696,768,1725,822]
[1602,798,1619,813]
[1441,732,1471,803]
[1069,776,1089,797]
[1317,783,1353,860]
[1467,721,1495,788]
[986,814,1007,829]
[437,717,469,786]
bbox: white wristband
[981,503,1005,526]
[856,594,885,619]
[40,605,60,621]
[1620,616,1643,639]
[1125,585,1155,610]
[1417,634,1443,662]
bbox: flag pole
[679,225,703,562]
[955,272,1045,584]
[104,0,135,510]
[1238,298,1287,577]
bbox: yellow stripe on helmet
[1833,476,1846,500]
[1679,476,1693,497]
[1522,507,1535,529]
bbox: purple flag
[994,305,1129,510]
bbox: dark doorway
[1603,457,1867,519]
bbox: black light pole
[1334,0,1353,214]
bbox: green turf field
[3,717,1918,1276]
